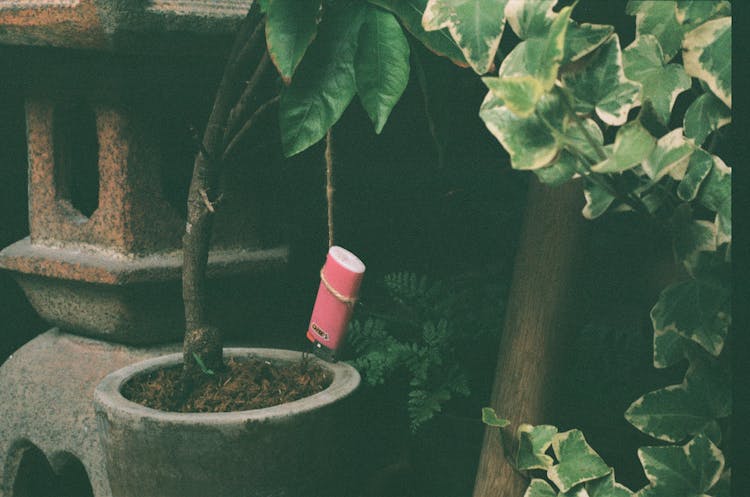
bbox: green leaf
[682,16,731,108]
[505,0,556,40]
[592,120,655,173]
[697,156,731,245]
[676,1,731,27]
[561,36,640,126]
[369,0,468,67]
[563,22,614,64]
[650,277,730,357]
[483,75,543,117]
[637,433,725,497]
[422,0,509,74]
[535,151,579,186]
[586,472,634,497]
[191,352,215,375]
[677,148,713,201]
[582,182,615,220]
[625,354,731,443]
[671,203,716,262]
[279,2,365,157]
[479,88,566,170]
[265,0,322,83]
[524,479,557,497]
[683,92,731,146]
[355,7,410,134]
[642,128,695,181]
[622,35,691,125]
[559,487,591,497]
[548,430,611,493]
[626,0,685,62]
[516,424,558,471]
[481,407,510,427]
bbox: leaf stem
[556,88,654,218]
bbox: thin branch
[225,52,272,140]
[222,95,280,161]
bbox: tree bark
[472,178,587,497]
[182,5,264,375]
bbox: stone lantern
[0,2,288,495]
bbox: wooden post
[473,178,587,497]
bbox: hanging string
[325,128,335,248]
[320,127,357,307]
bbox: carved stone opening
[53,100,100,220]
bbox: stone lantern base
[0,329,180,497]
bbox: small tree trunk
[472,179,587,497]
[181,5,264,376]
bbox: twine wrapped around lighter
[306,246,365,361]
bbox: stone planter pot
[93,348,361,497]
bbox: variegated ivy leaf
[682,16,731,108]
[479,88,566,170]
[516,424,558,471]
[650,277,730,357]
[683,92,731,146]
[626,1,685,62]
[563,22,614,65]
[592,120,655,173]
[561,36,640,126]
[484,3,572,114]
[625,353,731,443]
[708,469,730,497]
[642,128,695,181]
[505,0,614,65]
[504,0,556,39]
[677,148,714,201]
[697,156,731,246]
[422,0,509,74]
[524,479,557,497]
[548,430,611,493]
[622,35,691,125]
[653,326,696,369]
[355,6,411,134]
[559,487,591,497]
[671,203,716,263]
[637,433,724,497]
[369,0,468,67]
[582,182,615,220]
[481,407,510,427]
[264,0,322,83]
[675,1,731,27]
[586,471,634,497]
[483,75,544,117]
[561,117,604,165]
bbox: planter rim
[94,347,360,425]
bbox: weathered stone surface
[94,348,361,497]
[0,0,254,53]
[0,242,288,344]
[0,328,180,497]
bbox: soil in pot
[122,356,332,413]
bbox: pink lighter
[306,246,365,361]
